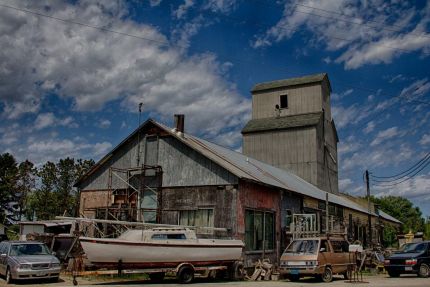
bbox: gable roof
[76,118,401,225]
[251,73,331,93]
[242,112,322,134]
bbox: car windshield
[399,243,427,253]
[9,243,51,256]
[284,240,318,255]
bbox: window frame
[244,209,275,253]
[178,208,215,233]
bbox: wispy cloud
[252,0,430,69]
[370,127,400,146]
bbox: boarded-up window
[245,210,274,251]
[179,209,214,229]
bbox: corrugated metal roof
[242,112,322,134]
[156,122,401,224]
[251,73,328,93]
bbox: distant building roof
[76,118,401,225]
[251,73,330,93]
[242,112,322,134]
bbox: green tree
[29,161,58,220]
[0,153,18,224]
[16,160,36,221]
[371,195,424,234]
[26,158,95,220]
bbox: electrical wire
[371,159,430,187]
[370,153,430,182]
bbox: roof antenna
[137,102,143,166]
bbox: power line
[371,158,430,187]
[370,153,430,181]
[293,3,430,41]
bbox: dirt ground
[0,273,429,287]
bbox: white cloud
[34,112,78,130]
[370,126,399,146]
[253,0,430,69]
[363,121,375,134]
[98,119,111,129]
[373,173,430,200]
[93,141,113,156]
[420,134,430,146]
[173,0,195,19]
[203,0,237,13]
[339,178,353,192]
[0,0,249,148]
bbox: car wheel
[321,267,333,283]
[387,271,400,277]
[177,266,194,284]
[418,263,430,278]
[5,267,13,284]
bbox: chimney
[174,114,185,134]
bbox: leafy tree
[371,195,424,234]
[0,153,18,224]
[16,160,36,221]
[27,158,95,220]
[29,161,58,220]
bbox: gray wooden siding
[252,84,322,119]
[242,127,318,185]
[79,134,238,191]
[161,185,237,235]
[158,137,238,186]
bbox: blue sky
[0,0,429,215]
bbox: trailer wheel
[149,272,165,282]
[229,261,244,281]
[177,266,194,284]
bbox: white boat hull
[80,237,243,268]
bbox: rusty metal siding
[236,180,282,266]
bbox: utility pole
[136,103,143,166]
[365,170,372,248]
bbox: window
[318,201,326,210]
[179,209,214,229]
[280,94,288,109]
[140,189,157,223]
[245,210,274,251]
[151,233,186,240]
[320,240,330,252]
[331,240,348,253]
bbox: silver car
[0,241,61,284]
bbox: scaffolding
[83,165,163,236]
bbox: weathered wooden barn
[75,115,400,266]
